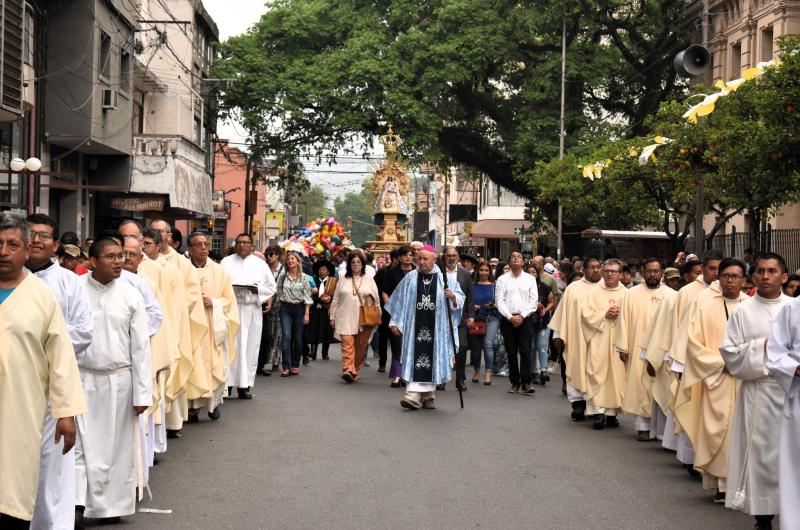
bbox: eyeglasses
[122,252,140,259]
[720,273,743,281]
[603,269,620,275]
[101,253,125,262]
[30,231,55,241]
[190,242,209,248]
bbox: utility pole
[694,0,710,255]
[557,15,567,260]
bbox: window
[99,31,111,80]
[761,27,774,63]
[730,42,741,78]
[23,3,33,66]
[120,50,131,93]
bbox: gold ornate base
[363,240,410,258]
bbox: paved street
[115,344,753,530]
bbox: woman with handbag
[330,252,380,383]
[468,260,501,385]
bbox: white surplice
[721,294,789,515]
[30,263,93,530]
[221,254,276,389]
[767,298,800,530]
[120,269,163,337]
[75,274,152,519]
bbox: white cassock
[767,297,800,530]
[221,254,276,389]
[30,263,93,530]
[720,294,790,516]
[75,275,152,519]
[120,269,163,488]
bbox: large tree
[213,0,690,198]
[334,181,378,246]
[295,185,330,223]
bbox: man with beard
[549,257,602,420]
[25,214,93,530]
[615,258,675,441]
[387,245,464,410]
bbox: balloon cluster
[280,216,351,258]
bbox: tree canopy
[213,0,691,198]
[333,180,378,246]
[295,185,330,223]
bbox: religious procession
[3,0,800,529]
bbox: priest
[150,219,207,435]
[581,259,627,430]
[721,252,789,530]
[0,212,86,527]
[675,257,748,504]
[615,258,675,441]
[25,214,94,530]
[549,257,602,421]
[187,231,240,419]
[767,296,800,530]
[386,245,464,410]
[220,233,276,399]
[75,238,152,524]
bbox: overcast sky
[202,1,377,201]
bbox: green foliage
[213,0,690,197]
[333,180,378,246]
[295,185,330,223]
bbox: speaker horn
[674,44,711,77]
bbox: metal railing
[711,226,800,272]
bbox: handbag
[468,320,487,335]
[355,279,381,327]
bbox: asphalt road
[105,344,755,530]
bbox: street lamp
[9,157,42,172]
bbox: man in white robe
[25,214,94,530]
[721,252,790,530]
[221,233,276,399]
[0,212,86,527]
[75,239,152,524]
[767,296,800,530]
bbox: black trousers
[378,309,391,369]
[0,513,30,529]
[500,315,534,386]
[453,324,468,383]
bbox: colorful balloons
[280,216,352,257]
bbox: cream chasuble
[675,289,747,490]
[616,283,675,418]
[188,259,240,409]
[582,280,627,410]
[721,294,789,516]
[549,278,598,394]
[766,298,800,530]
[643,294,679,413]
[0,273,86,521]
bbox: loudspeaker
[674,45,711,77]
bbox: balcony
[130,134,213,216]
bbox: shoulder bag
[355,278,381,327]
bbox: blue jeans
[530,327,550,374]
[470,315,498,371]
[280,303,306,369]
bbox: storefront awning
[130,154,213,216]
[471,219,530,238]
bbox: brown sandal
[484,372,492,385]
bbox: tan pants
[340,329,372,376]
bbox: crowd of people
[1,207,799,529]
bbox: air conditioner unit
[101,88,118,110]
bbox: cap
[63,244,81,258]
[543,263,556,274]
[420,244,436,254]
[664,267,680,280]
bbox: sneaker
[498,370,509,377]
[508,385,520,394]
[520,383,536,395]
[605,416,620,428]
[341,372,355,383]
[712,490,725,503]
[401,392,422,410]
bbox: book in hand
[233,284,258,294]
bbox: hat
[460,253,478,266]
[62,244,81,258]
[313,259,335,278]
[543,263,556,274]
[664,267,680,280]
